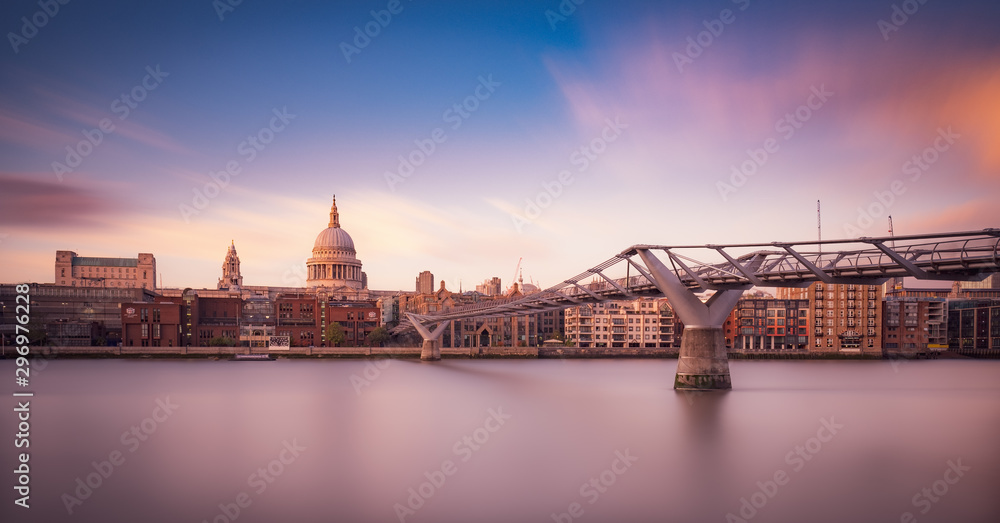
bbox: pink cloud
[0,172,132,228]
[907,198,1000,233]
[545,28,1000,190]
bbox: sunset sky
[1,0,999,291]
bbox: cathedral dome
[306,196,365,291]
[312,196,356,254]
[314,226,355,252]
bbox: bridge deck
[394,229,1000,331]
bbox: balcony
[278,318,318,326]
[198,318,238,326]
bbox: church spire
[329,195,340,228]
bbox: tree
[366,326,390,347]
[209,336,237,347]
[326,322,346,347]
[26,317,48,346]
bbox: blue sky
[2,0,999,291]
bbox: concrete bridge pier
[674,326,733,390]
[406,313,451,361]
[636,249,751,390]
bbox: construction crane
[509,257,522,294]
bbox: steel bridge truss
[398,229,1000,330]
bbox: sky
[1,0,999,292]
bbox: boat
[232,353,275,361]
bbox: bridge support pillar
[675,327,731,390]
[406,313,450,362]
[420,339,441,361]
[636,249,751,390]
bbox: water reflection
[0,359,998,523]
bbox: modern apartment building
[723,298,810,352]
[947,299,1000,355]
[564,298,680,348]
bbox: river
[1,358,998,523]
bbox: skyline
[2,1,1000,291]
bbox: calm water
[2,358,999,523]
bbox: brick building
[778,283,883,355]
[882,297,947,355]
[122,299,182,347]
[275,293,320,347]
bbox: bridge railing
[395,229,1000,332]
